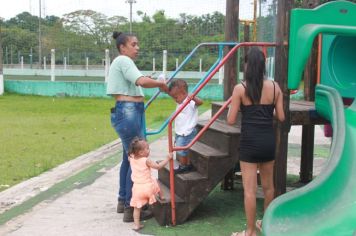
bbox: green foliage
[5,12,38,32]
[2,27,37,64]
[2,10,225,69]
[61,10,117,46]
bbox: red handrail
[168,42,277,226]
[174,97,233,152]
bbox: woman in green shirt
[107,31,168,223]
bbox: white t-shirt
[175,97,198,136]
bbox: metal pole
[30,47,33,69]
[152,58,156,72]
[253,0,257,41]
[219,66,224,85]
[126,0,136,33]
[51,49,55,81]
[0,21,4,95]
[5,46,8,64]
[10,45,13,65]
[38,0,42,68]
[162,50,167,78]
[105,49,110,82]
[129,2,132,33]
[67,48,69,65]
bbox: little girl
[128,137,172,231]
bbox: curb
[0,140,121,215]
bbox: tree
[2,9,227,68]
[2,27,37,63]
[5,12,38,32]
[62,10,119,46]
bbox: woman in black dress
[227,47,285,236]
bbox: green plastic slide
[262,1,356,235]
[263,85,356,235]
[287,1,356,91]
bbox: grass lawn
[0,93,211,192]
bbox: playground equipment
[145,41,276,226]
[144,42,236,136]
[263,1,356,235]
[320,34,356,98]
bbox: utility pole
[0,18,4,95]
[126,0,136,33]
[253,0,257,41]
[38,0,42,68]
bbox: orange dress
[130,157,160,208]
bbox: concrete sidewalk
[0,111,331,236]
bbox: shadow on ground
[141,181,264,236]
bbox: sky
[1,0,254,21]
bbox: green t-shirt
[106,55,144,96]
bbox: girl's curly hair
[128,137,146,155]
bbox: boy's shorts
[175,128,197,157]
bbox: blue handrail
[144,42,238,136]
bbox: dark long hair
[113,31,135,53]
[244,47,266,104]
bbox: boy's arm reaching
[146,152,173,170]
[191,95,203,106]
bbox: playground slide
[262,85,356,235]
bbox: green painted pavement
[0,152,120,226]
[0,122,166,226]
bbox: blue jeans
[175,128,197,157]
[110,101,145,207]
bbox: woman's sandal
[256,220,263,232]
[231,230,246,236]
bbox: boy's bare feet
[132,224,144,231]
[158,193,165,200]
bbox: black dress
[239,82,276,163]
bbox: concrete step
[156,179,184,204]
[196,119,240,152]
[189,141,230,177]
[211,101,242,126]
[197,119,241,135]
[158,164,208,201]
[151,180,185,226]
[153,109,241,226]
